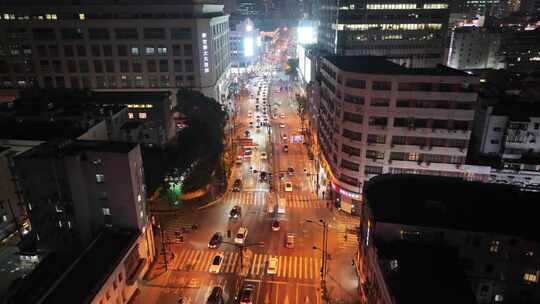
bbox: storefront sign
[201,33,209,73]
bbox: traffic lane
[255,280,320,304]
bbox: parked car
[287,167,294,176]
[272,220,280,231]
[207,286,224,304]
[283,145,288,152]
[267,257,278,274]
[237,285,255,304]
[285,182,293,192]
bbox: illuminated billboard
[244,37,254,57]
[297,26,317,45]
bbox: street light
[306,219,330,302]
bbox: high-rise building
[500,28,540,72]
[447,26,503,70]
[0,0,231,104]
[314,55,479,213]
[229,18,261,71]
[316,0,450,67]
[15,140,148,252]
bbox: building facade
[15,140,148,252]
[500,28,540,73]
[316,0,450,67]
[0,140,43,241]
[0,0,231,103]
[448,26,503,70]
[229,18,261,72]
[315,55,478,213]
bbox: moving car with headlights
[272,220,280,231]
[237,284,255,304]
[208,232,223,249]
[235,227,248,244]
[285,182,293,192]
[207,286,224,304]
[229,205,242,219]
[209,253,224,273]
[267,257,278,274]
[233,179,242,192]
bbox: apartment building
[14,140,148,252]
[315,0,450,67]
[358,175,540,304]
[0,0,231,103]
[315,55,479,213]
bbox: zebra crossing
[172,248,323,280]
[225,192,326,209]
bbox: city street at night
[136,47,360,304]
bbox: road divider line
[250,254,260,275]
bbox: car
[237,285,255,304]
[280,113,285,118]
[235,227,248,244]
[248,111,252,117]
[260,171,268,182]
[209,253,224,273]
[244,130,250,137]
[285,182,293,192]
[267,257,278,274]
[207,286,224,304]
[271,220,280,231]
[283,145,288,152]
[233,179,242,192]
[244,148,252,158]
[260,152,267,159]
[235,155,243,164]
[285,233,295,248]
[280,123,285,128]
[287,167,294,176]
[255,105,259,110]
[208,232,223,248]
[229,205,242,219]
[282,134,287,141]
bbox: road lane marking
[179,250,195,269]
[251,254,260,275]
[293,256,297,279]
[204,251,215,271]
[288,256,293,279]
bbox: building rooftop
[324,56,471,76]
[18,140,138,158]
[376,241,477,304]
[92,91,170,105]
[7,229,138,304]
[42,229,138,304]
[364,174,540,241]
[491,100,540,121]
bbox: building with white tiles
[314,55,479,213]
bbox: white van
[235,227,248,244]
[277,198,286,214]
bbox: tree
[285,58,299,79]
[296,94,307,130]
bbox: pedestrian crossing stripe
[173,249,322,280]
[225,192,326,209]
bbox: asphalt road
[137,60,360,304]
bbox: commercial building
[315,0,450,67]
[229,18,261,73]
[358,175,540,304]
[447,26,503,70]
[500,28,540,72]
[0,140,43,241]
[14,140,148,252]
[0,0,231,103]
[314,55,479,213]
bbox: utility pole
[321,220,329,302]
[158,218,168,271]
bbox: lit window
[58,220,62,227]
[366,221,371,246]
[523,272,538,283]
[139,210,144,218]
[28,203,32,211]
[146,104,153,108]
[96,174,105,183]
[93,158,102,165]
[139,112,147,119]
[390,260,398,270]
[2,215,7,222]
[490,240,500,253]
[526,251,534,257]
[144,46,155,55]
[137,194,142,202]
[495,294,503,302]
[102,208,111,216]
[79,13,85,20]
[128,112,134,119]
[55,206,63,213]
[68,221,72,228]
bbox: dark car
[237,285,255,304]
[208,232,223,249]
[229,205,242,219]
[233,179,242,192]
[287,167,294,176]
[259,171,268,182]
[207,286,224,304]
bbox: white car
[260,152,267,159]
[209,253,224,273]
[280,123,285,128]
[267,257,278,274]
[280,113,285,118]
[235,227,248,244]
[285,182,293,192]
